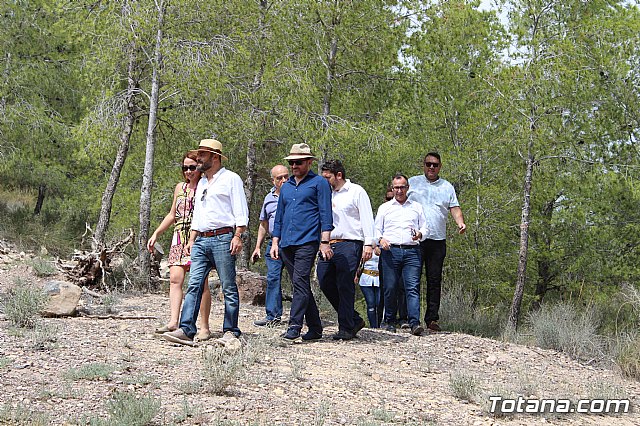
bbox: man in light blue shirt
[408,152,466,332]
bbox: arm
[147,183,180,253]
[251,220,269,263]
[358,187,375,262]
[450,206,466,234]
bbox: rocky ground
[0,243,639,426]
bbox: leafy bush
[0,403,49,425]
[87,391,160,426]
[1,278,48,328]
[201,345,246,395]
[615,335,640,380]
[439,284,505,337]
[30,257,57,277]
[527,302,602,360]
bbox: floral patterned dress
[167,183,195,266]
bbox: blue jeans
[264,240,284,320]
[179,233,240,338]
[280,243,322,333]
[359,285,380,328]
[380,246,422,327]
[317,240,363,332]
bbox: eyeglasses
[288,159,304,166]
[392,185,408,191]
[424,162,440,168]
[201,188,207,201]
[275,174,289,181]
[182,165,197,172]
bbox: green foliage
[449,372,480,402]
[526,302,602,360]
[0,403,49,426]
[63,363,118,381]
[1,278,48,328]
[201,345,246,395]
[30,257,57,277]
[439,283,506,337]
[86,391,160,426]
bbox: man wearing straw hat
[164,138,249,347]
[270,143,334,342]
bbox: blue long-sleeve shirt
[272,170,333,248]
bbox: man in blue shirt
[251,164,289,327]
[270,143,334,342]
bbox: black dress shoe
[302,329,323,341]
[411,324,424,336]
[332,330,354,340]
[352,319,366,337]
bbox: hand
[146,235,157,253]
[270,242,279,260]
[458,223,467,234]
[411,231,422,241]
[362,245,373,262]
[319,243,333,261]
[251,249,261,264]
[230,235,243,255]
[379,238,390,250]
[185,240,194,256]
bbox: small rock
[485,355,497,365]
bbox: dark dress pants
[421,239,446,323]
[281,243,322,333]
[317,240,364,333]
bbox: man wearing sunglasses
[163,139,249,347]
[317,159,375,340]
[270,143,333,342]
[408,152,466,332]
[251,164,289,327]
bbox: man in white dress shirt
[164,139,249,347]
[375,174,427,336]
[318,160,375,340]
[408,152,466,332]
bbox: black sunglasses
[424,162,440,168]
[201,188,207,201]
[182,165,197,172]
[288,159,304,166]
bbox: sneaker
[352,319,366,337]
[195,330,212,341]
[400,322,411,330]
[301,329,323,341]
[427,321,441,332]
[163,329,194,346]
[332,330,353,341]
[411,324,424,336]
[281,328,301,343]
[215,331,238,347]
[254,318,282,327]
[382,323,396,333]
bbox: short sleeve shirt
[407,175,459,240]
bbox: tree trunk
[33,184,45,215]
[138,0,165,280]
[532,198,555,310]
[94,44,138,250]
[508,145,535,329]
[319,31,338,166]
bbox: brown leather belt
[362,269,379,277]
[200,227,234,237]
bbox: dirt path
[1,255,639,425]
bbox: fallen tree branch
[78,313,157,320]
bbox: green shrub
[86,392,160,426]
[439,284,505,337]
[0,403,49,425]
[527,302,602,360]
[201,346,245,395]
[63,363,118,381]
[449,372,480,402]
[615,334,640,380]
[1,278,49,328]
[30,257,57,277]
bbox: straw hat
[189,139,228,160]
[283,143,316,160]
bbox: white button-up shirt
[407,175,460,240]
[330,180,376,245]
[191,167,249,232]
[375,198,427,245]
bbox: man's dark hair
[424,152,441,163]
[392,173,409,184]
[321,159,346,179]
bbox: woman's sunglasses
[182,165,197,172]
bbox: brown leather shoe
[427,321,441,332]
[163,329,195,346]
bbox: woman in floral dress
[147,152,212,340]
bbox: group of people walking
[148,138,464,347]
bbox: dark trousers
[281,243,322,333]
[421,239,447,323]
[317,240,364,333]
